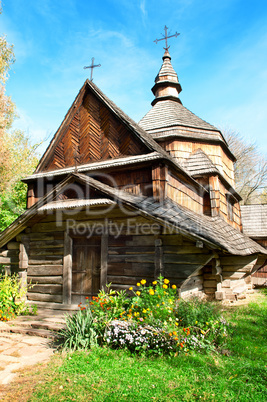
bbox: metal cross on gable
[154,25,180,51]
[83,57,101,81]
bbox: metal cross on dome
[154,25,180,50]
[83,57,101,81]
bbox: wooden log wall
[160,138,235,187]
[101,167,153,197]
[167,169,203,214]
[0,241,20,274]
[216,254,260,299]
[7,205,259,304]
[107,232,213,292]
[26,233,64,303]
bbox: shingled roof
[183,149,220,177]
[2,173,264,257]
[241,205,267,239]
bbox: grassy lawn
[2,291,267,402]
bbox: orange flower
[137,283,141,287]
[149,289,155,295]
[171,284,177,289]
[180,343,184,348]
[164,279,170,284]
[136,291,141,296]
[152,281,157,285]
[140,279,146,285]
[163,284,168,289]
[129,287,133,291]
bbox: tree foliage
[224,130,267,205]
[0,6,40,231]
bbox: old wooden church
[0,45,266,307]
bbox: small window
[203,192,211,216]
[226,193,235,221]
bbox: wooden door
[72,237,101,304]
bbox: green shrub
[59,308,98,351]
[0,273,28,321]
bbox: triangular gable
[36,80,153,173]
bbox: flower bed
[60,276,229,355]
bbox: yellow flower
[142,309,147,313]
[164,279,170,284]
[163,284,168,289]
[156,304,160,307]
[175,322,179,326]
[136,291,141,296]
[152,281,157,285]
[173,331,177,336]
[141,279,146,285]
[137,283,141,287]
[129,287,133,291]
[149,289,155,295]
[206,322,209,325]
[195,321,198,325]
[172,284,177,289]
[201,330,205,334]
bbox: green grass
[5,291,267,402]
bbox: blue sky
[1,0,267,155]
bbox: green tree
[0,4,40,231]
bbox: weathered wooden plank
[27,292,62,303]
[222,272,246,280]
[100,234,108,290]
[27,276,63,285]
[154,238,163,278]
[222,264,255,273]
[161,235,183,246]
[29,248,64,256]
[220,255,258,266]
[107,275,150,286]
[163,246,207,254]
[164,254,212,265]
[28,284,62,295]
[107,262,154,277]
[108,246,154,255]
[27,266,63,276]
[27,233,64,241]
[63,233,72,305]
[29,257,63,265]
[108,254,154,263]
[29,240,64,249]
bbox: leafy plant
[0,272,28,321]
[59,308,98,351]
[88,284,130,334]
